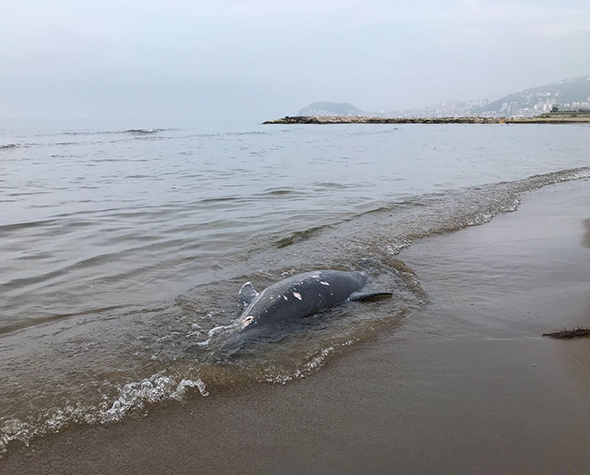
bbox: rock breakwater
[263,115,590,125]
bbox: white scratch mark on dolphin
[293,292,302,300]
[320,281,330,286]
[283,295,288,300]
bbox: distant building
[508,102,519,115]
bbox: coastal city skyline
[297,76,590,118]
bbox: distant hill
[298,102,362,117]
[472,76,590,116]
[295,76,590,119]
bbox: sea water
[1,119,589,454]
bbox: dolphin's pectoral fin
[239,282,259,305]
[349,291,393,302]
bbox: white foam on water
[0,372,209,458]
[262,346,337,385]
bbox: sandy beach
[3,178,590,474]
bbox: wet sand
[3,179,590,474]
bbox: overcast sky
[1,0,589,120]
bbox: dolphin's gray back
[238,270,367,332]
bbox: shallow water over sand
[3,179,590,474]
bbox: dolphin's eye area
[243,316,254,327]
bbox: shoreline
[3,179,590,474]
[263,115,590,124]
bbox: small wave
[272,166,590,253]
[0,218,57,237]
[0,143,17,150]
[98,374,209,424]
[0,305,124,337]
[347,127,399,136]
[199,196,240,204]
[178,130,268,140]
[123,129,162,135]
[275,224,334,248]
[261,346,337,384]
[313,182,352,190]
[260,187,298,196]
[0,373,208,457]
[383,166,590,249]
[60,128,175,136]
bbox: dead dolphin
[237,270,392,333]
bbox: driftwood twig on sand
[543,328,590,339]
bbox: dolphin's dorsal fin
[349,291,392,302]
[239,282,259,306]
